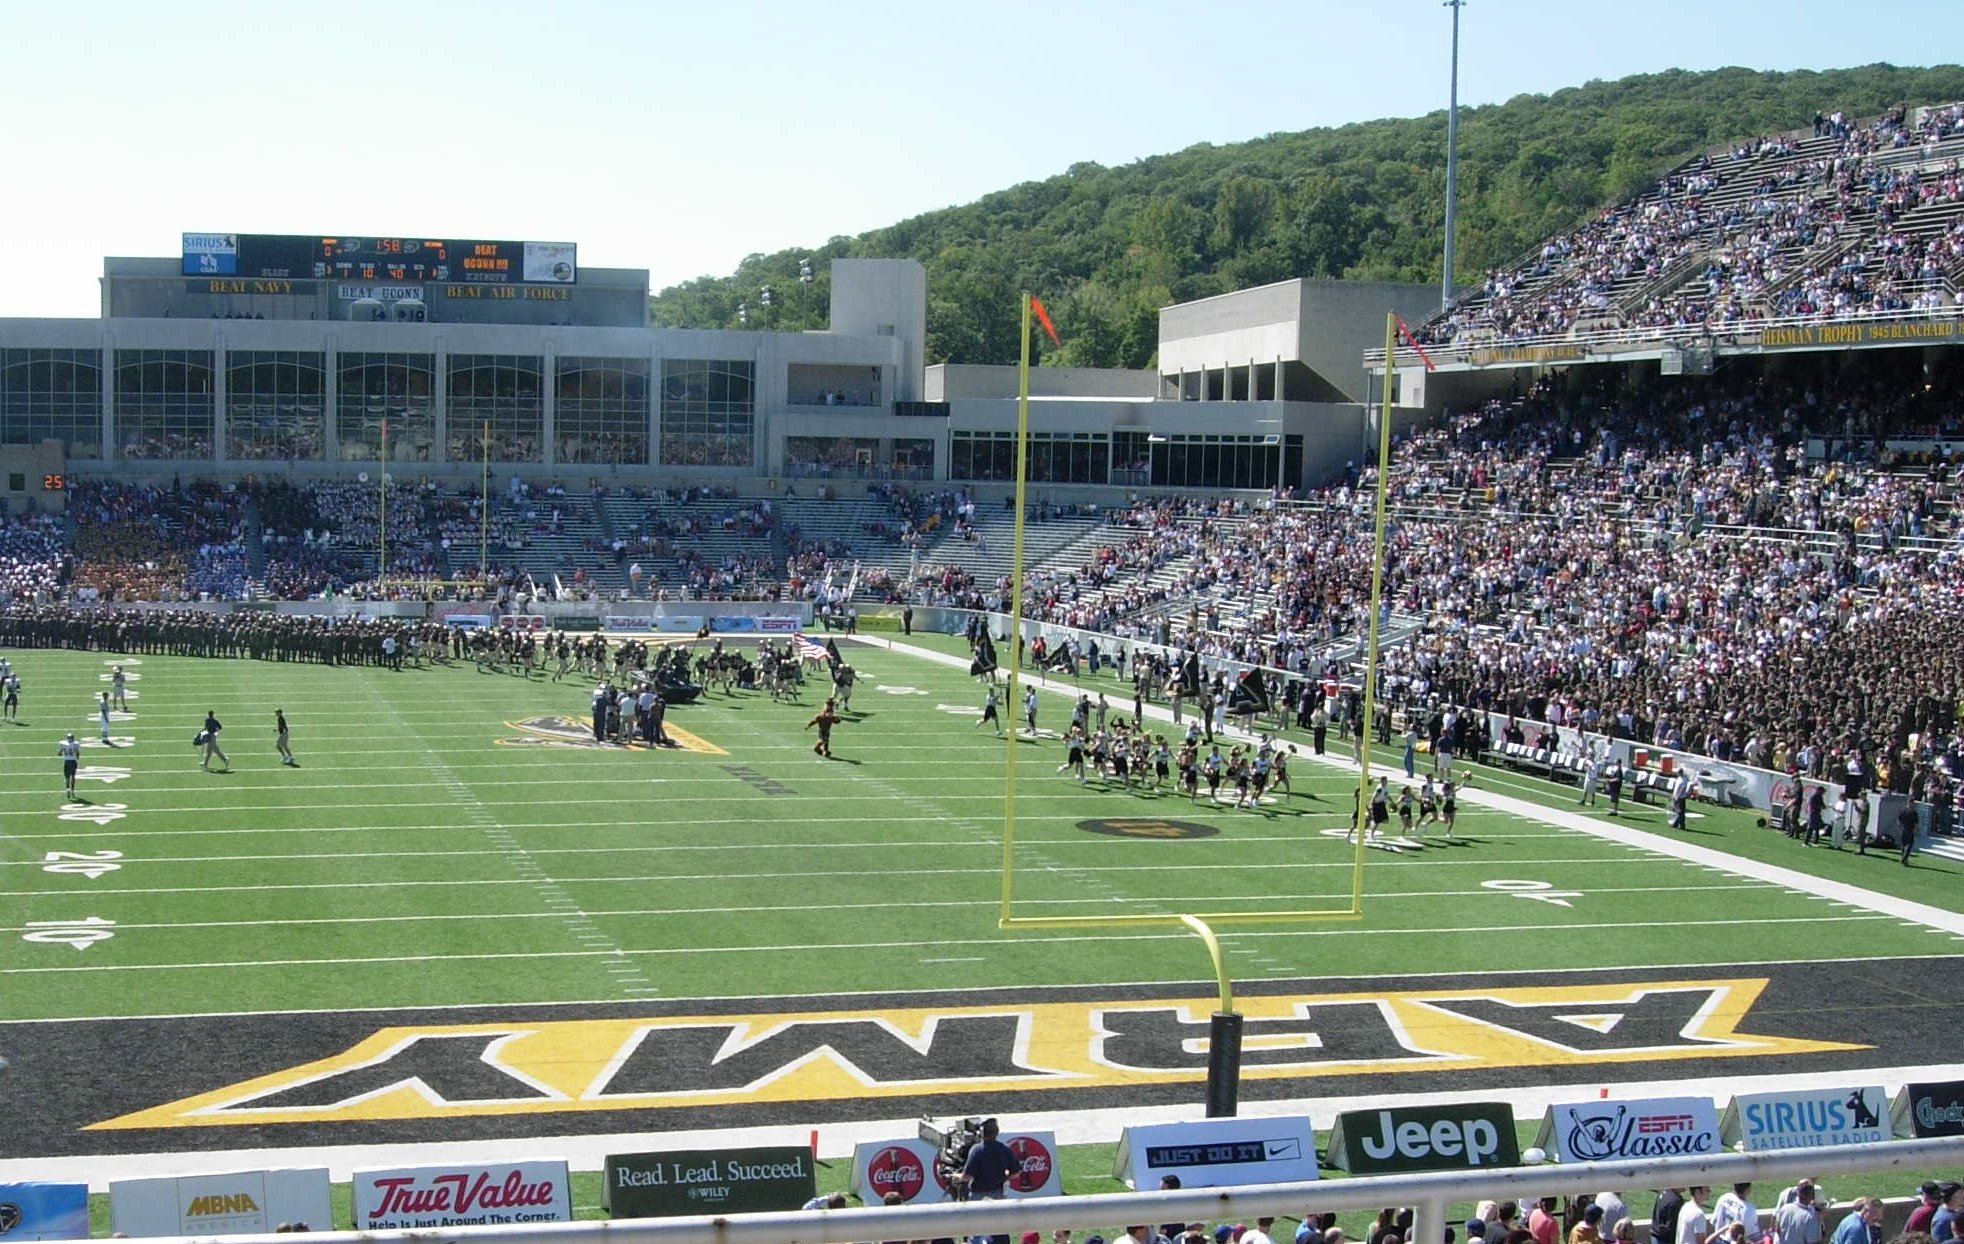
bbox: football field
[2,634,1960,1169]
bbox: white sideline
[869,636,1964,937]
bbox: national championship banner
[1326,1102,1519,1174]
[603,1146,815,1218]
[352,1161,571,1230]
[1113,1117,1318,1189]
[110,1168,331,1238]
[1723,1085,1889,1150]
[1535,1096,1721,1162]
[0,1182,89,1240]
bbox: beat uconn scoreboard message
[181,234,577,284]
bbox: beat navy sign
[1723,1086,1888,1150]
[1326,1102,1520,1174]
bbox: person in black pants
[1898,801,1920,866]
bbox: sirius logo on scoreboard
[181,233,238,275]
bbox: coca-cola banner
[352,1161,571,1230]
[1535,1096,1721,1162]
[849,1132,1061,1205]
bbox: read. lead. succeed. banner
[604,1146,816,1219]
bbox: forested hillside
[649,64,1964,368]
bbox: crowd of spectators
[1419,100,1964,346]
[0,512,68,601]
[885,363,1960,806]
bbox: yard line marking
[0,881,1787,933]
[362,679,665,1003]
[0,913,1895,977]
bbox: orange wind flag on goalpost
[1393,315,1437,372]
[1030,295,1061,346]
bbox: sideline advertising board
[1897,1080,1964,1137]
[352,1161,571,1229]
[849,1132,1061,1205]
[110,1168,331,1238]
[1723,1086,1889,1150]
[604,1146,815,1218]
[1536,1096,1720,1162]
[1113,1117,1318,1189]
[1326,1102,1520,1174]
[0,1182,89,1240]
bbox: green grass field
[4,636,1958,1022]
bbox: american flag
[793,632,829,662]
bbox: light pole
[1442,0,1466,312]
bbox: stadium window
[0,348,103,459]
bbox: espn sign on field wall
[849,1133,1062,1205]
[352,1161,572,1229]
[109,1168,330,1238]
[1113,1117,1319,1190]
[1535,1096,1721,1163]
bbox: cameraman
[956,1118,1019,1244]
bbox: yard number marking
[43,850,124,879]
[1483,878,1582,907]
[21,917,116,950]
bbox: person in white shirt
[59,732,81,798]
[1677,1188,1712,1244]
[1713,1185,1760,1243]
[1598,1194,1629,1233]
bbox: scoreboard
[181,234,577,284]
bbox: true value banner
[1536,1096,1721,1162]
[352,1161,571,1229]
[1326,1102,1521,1174]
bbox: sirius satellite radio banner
[1723,1086,1889,1150]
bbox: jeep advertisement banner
[1723,1086,1889,1150]
[603,1146,815,1218]
[1536,1097,1721,1163]
[352,1160,571,1229]
[109,1168,331,1238]
[1326,1102,1520,1174]
[849,1132,1061,1205]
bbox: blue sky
[1,0,1957,318]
